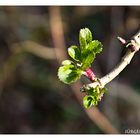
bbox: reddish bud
[117,36,127,44]
[85,68,96,81]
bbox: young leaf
[80,40,103,70]
[81,52,95,70]
[84,86,107,107]
[68,45,81,61]
[83,95,94,108]
[62,60,73,65]
[58,64,82,84]
[89,40,103,54]
[79,28,92,49]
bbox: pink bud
[85,68,96,81]
[117,36,127,44]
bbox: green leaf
[83,95,94,108]
[81,45,95,70]
[80,40,103,70]
[84,86,107,107]
[79,28,92,49]
[81,52,95,70]
[101,87,107,94]
[89,40,103,54]
[58,64,82,84]
[62,60,73,65]
[68,45,81,61]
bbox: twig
[12,41,56,60]
[84,31,140,90]
[48,6,67,64]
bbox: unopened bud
[117,36,127,44]
[85,68,96,81]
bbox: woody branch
[83,30,140,90]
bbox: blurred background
[0,6,139,134]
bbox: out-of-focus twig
[49,6,119,134]
[49,6,67,64]
[12,41,56,60]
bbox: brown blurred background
[0,6,139,134]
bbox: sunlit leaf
[83,95,94,108]
[89,40,103,54]
[62,60,73,65]
[79,28,92,49]
[68,45,81,61]
[58,64,82,84]
[81,52,95,70]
